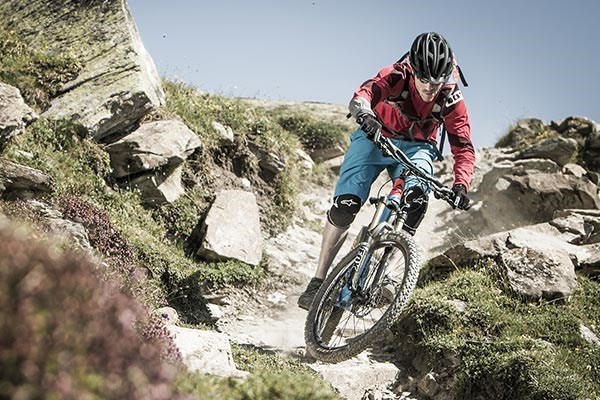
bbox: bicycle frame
[336,133,459,309]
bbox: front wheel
[304,230,420,363]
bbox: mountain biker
[298,32,475,310]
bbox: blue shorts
[334,129,437,203]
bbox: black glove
[451,184,471,210]
[357,113,382,139]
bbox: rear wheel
[304,231,420,363]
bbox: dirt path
[218,172,461,399]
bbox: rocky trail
[217,171,464,400]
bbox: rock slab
[199,190,263,266]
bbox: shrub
[277,113,348,152]
[0,222,188,400]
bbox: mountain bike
[304,128,468,363]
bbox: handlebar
[358,119,469,210]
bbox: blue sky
[129,0,600,149]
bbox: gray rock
[0,158,53,200]
[417,372,441,398]
[106,120,201,178]
[588,131,600,150]
[47,217,93,253]
[426,217,595,300]
[311,145,346,162]
[249,143,286,178]
[578,246,600,278]
[206,303,224,321]
[554,115,599,138]
[198,190,263,266]
[212,121,235,144]
[296,148,315,171]
[580,324,600,346]
[505,173,600,220]
[513,158,560,174]
[1,0,165,140]
[517,136,579,167]
[167,326,248,378]
[154,307,179,325]
[563,163,587,178]
[0,82,37,149]
[310,356,399,400]
[473,167,600,232]
[129,165,185,207]
[500,247,577,301]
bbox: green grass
[394,268,600,399]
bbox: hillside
[1,1,600,400]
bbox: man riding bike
[298,32,475,310]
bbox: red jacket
[353,58,475,190]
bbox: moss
[0,24,82,110]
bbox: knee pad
[402,186,429,235]
[328,194,362,228]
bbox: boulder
[0,82,37,149]
[106,120,201,178]
[198,190,263,266]
[506,173,599,219]
[128,165,185,207]
[513,158,561,174]
[167,326,248,378]
[553,116,599,139]
[563,163,587,178]
[1,0,165,140]
[426,211,600,300]
[472,165,600,232]
[310,356,399,400]
[495,118,549,149]
[578,248,600,278]
[0,158,53,200]
[516,136,579,167]
[499,247,577,300]
[296,148,315,171]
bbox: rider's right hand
[357,113,382,140]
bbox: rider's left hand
[451,184,471,210]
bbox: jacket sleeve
[443,91,476,191]
[350,63,407,116]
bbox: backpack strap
[457,65,469,87]
[434,124,447,161]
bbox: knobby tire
[304,230,420,363]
